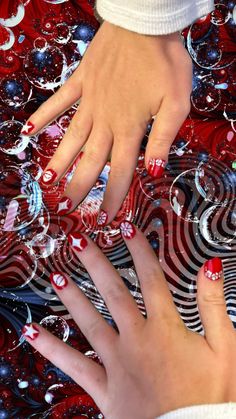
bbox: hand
[21,21,192,224]
[22,223,236,419]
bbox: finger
[22,323,106,402]
[197,258,234,350]
[21,69,83,136]
[98,129,144,226]
[68,232,145,332]
[119,221,182,323]
[145,97,191,178]
[50,271,117,360]
[57,124,112,214]
[40,109,93,187]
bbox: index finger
[21,68,83,135]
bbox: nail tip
[147,158,166,178]
[120,220,136,239]
[68,232,88,251]
[50,272,68,289]
[97,210,108,227]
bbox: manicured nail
[41,169,57,185]
[22,323,39,340]
[56,197,73,216]
[21,121,35,135]
[204,257,223,281]
[50,272,68,289]
[120,220,136,239]
[148,158,166,178]
[68,232,88,252]
[97,210,108,226]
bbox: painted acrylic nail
[41,169,57,185]
[50,272,68,290]
[56,197,73,216]
[148,158,166,178]
[204,257,223,281]
[68,232,88,252]
[21,121,35,135]
[97,210,108,226]
[22,323,39,340]
[120,220,136,239]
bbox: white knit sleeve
[156,403,236,419]
[95,0,215,35]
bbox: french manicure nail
[97,210,108,226]
[148,158,166,178]
[56,197,73,216]
[50,272,68,289]
[68,232,88,252]
[21,121,35,135]
[22,323,39,340]
[204,257,223,281]
[41,169,57,185]
[120,220,136,239]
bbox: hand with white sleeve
[22,223,236,419]
[21,19,193,224]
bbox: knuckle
[110,163,126,179]
[84,148,101,164]
[105,282,126,303]
[86,318,102,340]
[200,292,226,306]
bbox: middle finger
[68,232,145,332]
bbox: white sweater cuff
[95,0,215,35]
[156,403,236,419]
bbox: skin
[24,226,236,419]
[23,21,192,223]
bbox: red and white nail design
[21,121,35,135]
[120,221,136,239]
[41,169,57,185]
[68,232,88,252]
[22,323,39,340]
[204,257,223,281]
[97,210,108,226]
[148,158,166,178]
[56,197,72,216]
[50,272,68,289]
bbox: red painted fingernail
[204,257,223,281]
[50,272,68,289]
[21,121,35,135]
[68,232,88,252]
[56,197,73,215]
[22,323,39,340]
[41,169,57,185]
[97,210,108,226]
[148,158,166,178]
[120,221,136,239]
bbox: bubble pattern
[0,0,236,417]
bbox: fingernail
[41,169,57,185]
[120,220,136,239]
[68,232,88,252]
[21,121,35,135]
[50,272,68,289]
[56,197,73,216]
[97,210,108,226]
[148,158,166,178]
[22,323,39,340]
[204,257,223,281]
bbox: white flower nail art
[97,210,108,226]
[120,221,135,239]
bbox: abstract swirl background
[0,0,236,417]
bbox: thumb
[197,258,233,349]
[145,98,190,178]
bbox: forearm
[95,0,215,34]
